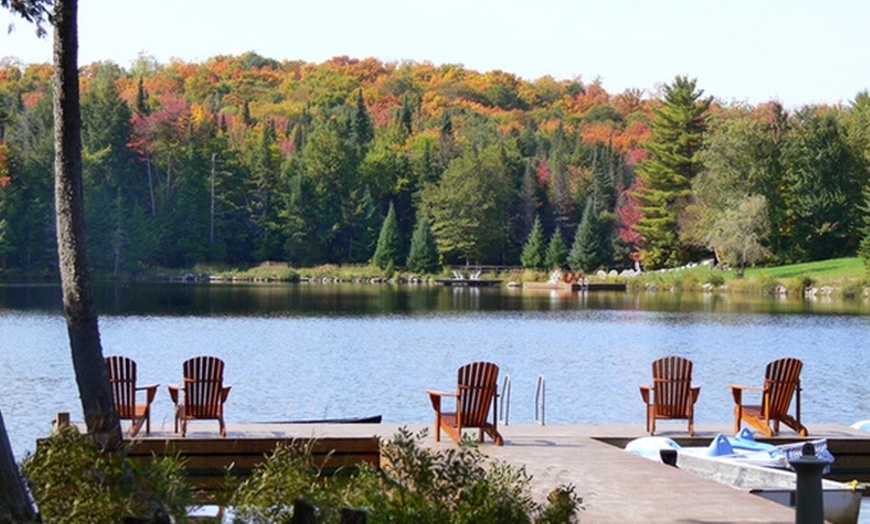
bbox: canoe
[262,415,383,424]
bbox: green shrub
[839,281,865,300]
[21,425,191,523]
[231,428,582,523]
[230,440,331,523]
[701,272,725,287]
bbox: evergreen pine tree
[400,95,414,135]
[406,214,440,273]
[545,230,569,270]
[135,75,149,115]
[371,202,402,271]
[549,125,576,240]
[348,187,381,263]
[859,188,870,271]
[519,159,539,240]
[351,89,374,151]
[242,99,254,126]
[568,199,607,272]
[635,76,711,269]
[520,215,546,270]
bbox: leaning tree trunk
[53,0,122,449]
[0,410,36,522]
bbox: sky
[2,0,869,108]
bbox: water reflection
[1,282,869,460]
[2,281,869,316]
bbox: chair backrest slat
[105,355,137,418]
[652,356,693,417]
[183,356,225,419]
[764,357,802,417]
[457,361,499,427]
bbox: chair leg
[130,417,144,438]
[219,417,226,438]
[434,413,441,442]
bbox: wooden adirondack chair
[168,356,232,437]
[731,357,808,437]
[104,355,158,437]
[639,356,701,436]
[427,361,504,446]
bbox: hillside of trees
[1,52,870,277]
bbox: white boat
[625,431,864,524]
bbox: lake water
[2,282,869,460]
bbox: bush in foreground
[21,427,581,523]
[21,425,190,523]
[232,427,582,523]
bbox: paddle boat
[625,430,864,524]
[851,420,870,432]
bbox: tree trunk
[53,0,122,449]
[0,410,37,522]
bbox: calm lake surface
[2,281,869,459]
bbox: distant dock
[434,278,503,287]
[523,281,627,292]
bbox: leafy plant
[21,425,191,523]
[231,428,582,523]
[701,272,725,287]
[839,281,865,300]
[230,440,335,523]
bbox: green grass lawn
[628,257,868,296]
[743,257,866,282]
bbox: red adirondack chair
[104,355,158,437]
[427,361,504,446]
[168,356,232,437]
[731,357,807,437]
[639,356,701,436]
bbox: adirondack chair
[168,356,232,437]
[104,355,158,437]
[427,361,504,446]
[731,357,808,437]
[639,356,701,436]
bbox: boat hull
[676,451,863,524]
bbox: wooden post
[55,412,70,431]
[341,508,367,524]
[293,498,317,524]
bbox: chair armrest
[137,383,159,404]
[639,385,651,405]
[691,385,701,404]
[730,384,763,392]
[221,385,232,403]
[167,384,180,405]
[427,390,456,412]
[730,384,761,405]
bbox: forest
[1,52,869,277]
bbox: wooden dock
[117,421,870,520]
[125,433,380,496]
